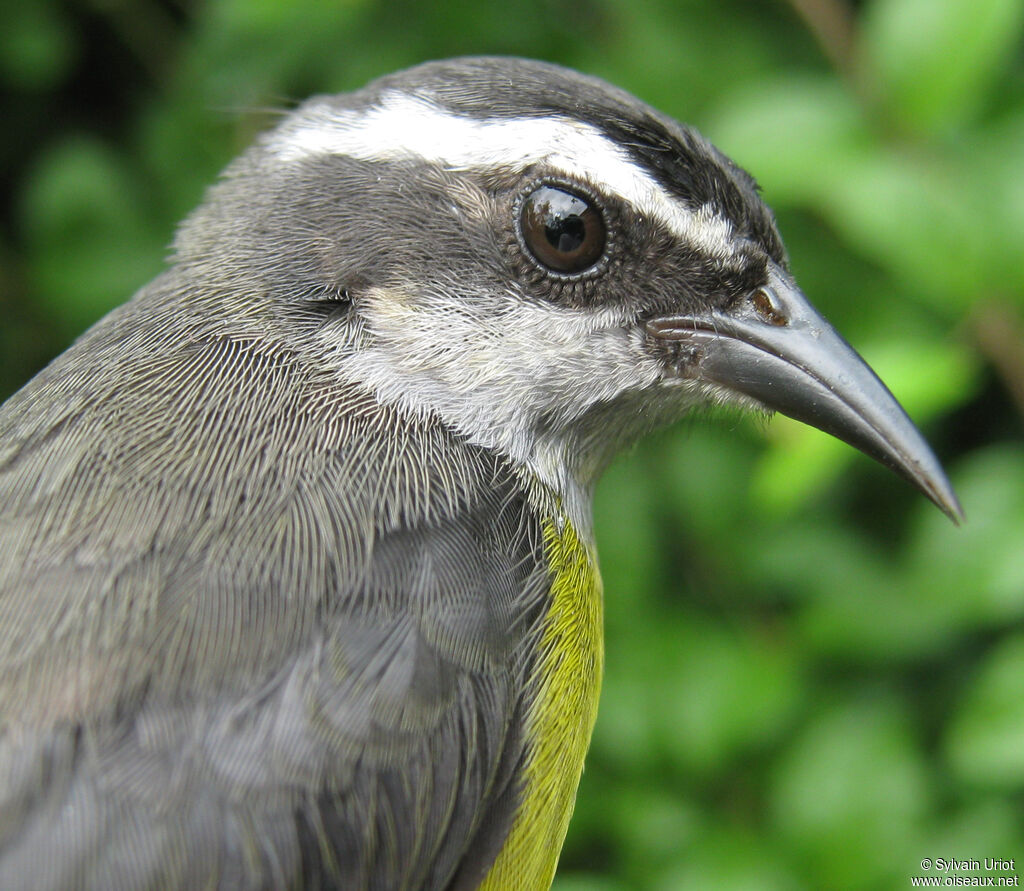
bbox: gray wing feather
[0,290,548,889]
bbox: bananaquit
[0,58,960,890]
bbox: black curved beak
[647,265,963,523]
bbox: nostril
[751,287,788,326]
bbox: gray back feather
[0,272,550,889]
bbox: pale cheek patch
[268,92,737,261]
[322,285,661,457]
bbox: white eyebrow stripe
[268,93,735,259]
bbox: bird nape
[0,57,959,890]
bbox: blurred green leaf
[659,618,803,773]
[922,797,1022,862]
[708,76,868,205]
[756,521,962,662]
[771,697,931,888]
[552,875,629,891]
[653,825,801,891]
[595,454,664,621]
[594,612,802,779]
[823,149,993,307]
[750,421,848,516]
[610,787,702,876]
[907,445,1024,628]
[656,421,760,544]
[970,110,1024,295]
[19,137,166,334]
[861,0,1024,133]
[945,633,1024,788]
[0,0,75,90]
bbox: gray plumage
[0,63,568,881]
[0,55,960,890]
[0,266,552,887]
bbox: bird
[0,56,960,890]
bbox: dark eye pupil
[549,215,586,253]
[520,185,606,274]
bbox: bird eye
[519,185,606,274]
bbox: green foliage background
[1,0,1022,887]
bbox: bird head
[170,56,960,524]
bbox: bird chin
[656,371,768,417]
